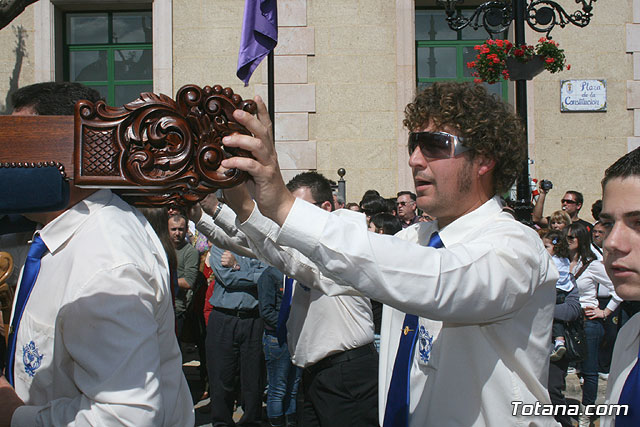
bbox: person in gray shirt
[206,243,267,426]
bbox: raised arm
[532,182,550,227]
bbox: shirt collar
[38,189,114,255]
[436,196,503,247]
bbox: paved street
[184,344,609,427]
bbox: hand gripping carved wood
[74,84,256,206]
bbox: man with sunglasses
[396,191,419,228]
[533,187,592,231]
[217,82,559,426]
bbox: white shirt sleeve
[195,206,256,258]
[576,260,621,311]
[237,204,363,296]
[275,198,555,324]
[12,265,167,427]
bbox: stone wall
[0,6,35,113]
[0,0,635,212]
[307,0,399,202]
[531,2,633,222]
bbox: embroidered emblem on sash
[22,341,44,377]
[418,326,433,363]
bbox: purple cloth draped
[237,0,278,86]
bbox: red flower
[496,40,504,47]
[545,58,555,63]
[466,61,476,68]
[493,57,500,63]
[474,78,483,83]
[481,47,490,54]
[487,39,495,45]
[505,40,513,50]
[567,64,571,70]
[539,37,547,43]
[514,49,524,57]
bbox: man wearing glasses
[533,187,592,231]
[396,191,419,228]
[217,82,559,426]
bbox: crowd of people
[1,80,640,427]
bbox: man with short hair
[206,242,267,426]
[396,191,419,228]
[168,213,200,340]
[592,221,606,251]
[533,186,592,230]
[598,147,640,426]
[193,171,378,426]
[0,82,193,426]
[219,82,558,426]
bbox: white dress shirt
[254,196,560,426]
[9,190,194,427]
[572,258,621,311]
[601,313,640,426]
[196,206,375,367]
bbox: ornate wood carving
[75,84,256,206]
[0,84,254,208]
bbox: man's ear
[475,156,496,177]
[320,200,333,212]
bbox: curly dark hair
[403,82,526,194]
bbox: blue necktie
[616,340,640,426]
[5,234,48,386]
[383,231,443,427]
[276,276,294,346]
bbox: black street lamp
[435,0,597,224]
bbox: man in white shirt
[0,82,193,427]
[216,82,559,426]
[192,172,378,426]
[599,147,640,426]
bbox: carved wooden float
[0,84,256,207]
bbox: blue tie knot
[28,235,48,259]
[428,232,443,249]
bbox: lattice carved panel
[74,84,256,206]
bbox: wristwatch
[211,202,223,220]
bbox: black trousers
[598,297,620,374]
[206,309,264,427]
[301,346,378,427]
[548,357,574,427]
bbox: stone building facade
[0,0,636,220]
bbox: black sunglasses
[408,131,471,159]
[561,199,578,205]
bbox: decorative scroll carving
[75,84,256,206]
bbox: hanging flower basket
[467,38,570,84]
[505,55,545,81]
